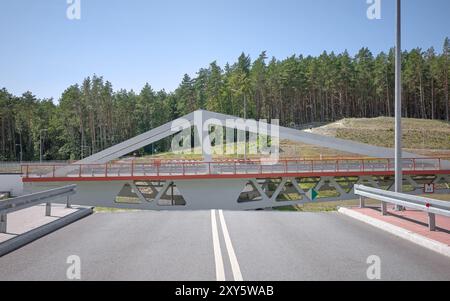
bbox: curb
[338,207,450,258]
[0,206,94,257]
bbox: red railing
[20,157,450,181]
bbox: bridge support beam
[23,173,450,211]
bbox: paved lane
[0,210,449,280]
[222,211,450,281]
[0,211,216,281]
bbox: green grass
[94,207,141,213]
[281,117,450,158]
[297,199,379,212]
[331,117,450,150]
[422,194,450,201]
[274,193,450,212]
[115,196,142,204]
[274,199,380,212]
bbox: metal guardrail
[0,185,77,233]
[21,157,449,180]
[0,161,72,174]
[354,184,450,231]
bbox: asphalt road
[0,210,449,281]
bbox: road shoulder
[338,206,450,258]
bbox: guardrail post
[45,202,51,216]
[0,213,7,233]
[66,196,72,209]
[359,196,365,209]
[428,213,436,231]
[381,202,387,216]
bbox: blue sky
[0,0,449,100]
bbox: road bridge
[19,110,450,210]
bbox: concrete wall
[175,179,248,210]
[0,174,24,196]
[23,181,132,209]
[23,179,251,210]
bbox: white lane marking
[218,210,243,281]
[211,210,225,281]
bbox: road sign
[306,189,318,201]
[424,184,435,194]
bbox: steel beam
[73,109,441,168]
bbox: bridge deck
[21,157,450,182]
